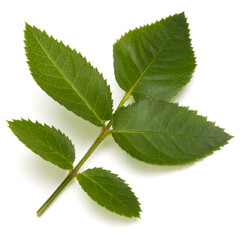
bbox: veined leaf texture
[113,13,196,101]
[25,24,113,126]
[77,168,141,218]
[112,99,232,165]
[8,119,75,169]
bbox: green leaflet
[112,99,232,165]
[113,13,196,101]
[8,119,75,169]
[25,23,113,127]
[77,168,141,218]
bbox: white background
[0,0,239,239]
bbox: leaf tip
[226,132,234,142]
[6,120,14,130]
[7,119,19,129]
[24,22,33,33]
[24,22,30,28]
[6,119,12,125]
[133,203,142,219]
[179,11,186,17]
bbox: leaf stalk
[37,124,109,217]
[37,91,131,217]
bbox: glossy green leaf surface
[25,23,113,126]
[8,119,75,169]
[113,13,196,100]
[112,99,232,165]
[77,168,141,218]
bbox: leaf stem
[72,126,109,174]
[104,92,131,131]
[37,126,109,217]
[37,170,75,217]
[37,91,131,217]
[118,92,131,109]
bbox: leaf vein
[31,32,103,126]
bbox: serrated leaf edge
[8,118,75,169]
[113,12,197,100]
[77,167,141,218]
[112,99,233,166]
[24,23,113,125]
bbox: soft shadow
[24,97,100,189]
[56,108,99,141]
[34,97,98,142]
[171,76,195,103]
[19,151,67,187]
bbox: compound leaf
[8,119,75,169]
[77,168,141,218]
[112,99,232,165]
[25,23,113,127]
[113,12,196,100]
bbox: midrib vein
[33,34,103,125]
[17,126,71,164]
[113,130,220,139]
[128,38,170,95]
[82,174,132,210]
